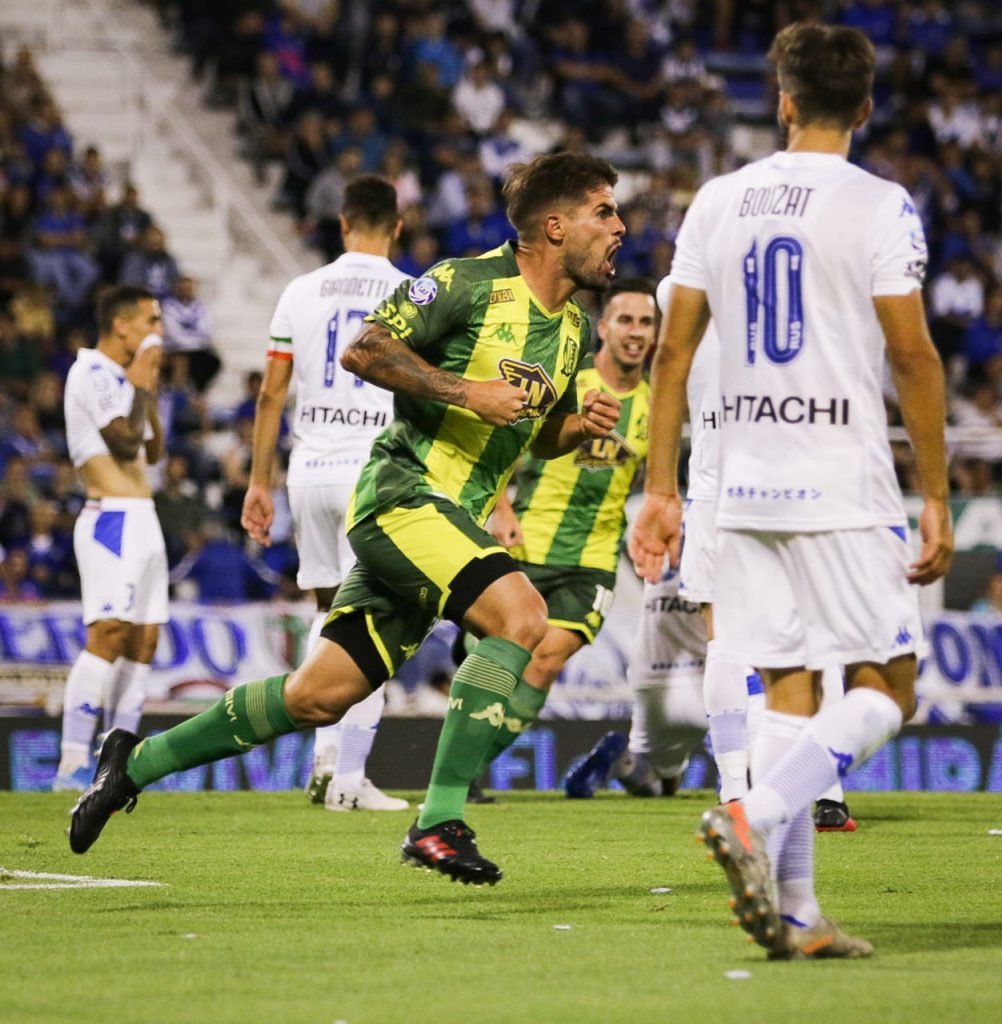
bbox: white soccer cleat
[324,777,409,812]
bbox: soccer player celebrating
[69,153,625,886]
[631,23,952,958]
[241,176,408,813]
[479,277,656,778]
[54,287,166,790]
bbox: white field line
[0,867,165,890]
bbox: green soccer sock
[481,677,549,769]
[417,637,530,829]
[126,675,297,790]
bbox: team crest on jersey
[561,336,580,376]
[574,431,635,471]
[498,358,557,422]
[400,300,418,318]
[408,277,438,305]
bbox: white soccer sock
[745,709,809,836]
[744,688,903,833]
[58,650,116,772]
[703,642,750,801]
[776,810,821,929]
[109,659,151,735]
[817,666,847,804]
[334,684,386,788]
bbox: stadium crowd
[1,0,1001,603]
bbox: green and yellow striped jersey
[347,242,590,530]
[512,362,650,573]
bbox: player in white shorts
[665,278,853,827]
[632,23,951,959]
[241,176,409,812]
[54,286,167,791]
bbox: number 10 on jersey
[743,235,805,366]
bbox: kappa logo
[574,430,635,471]
[428,263,456,291]
[498,358,558,421]
[470,702,506,727]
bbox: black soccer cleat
[401,819,502,886]
[68,729,141,854]
[814,799,858,832]
[468,779,497,805]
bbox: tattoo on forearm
[346,326,469,407]
[128,388,149,436]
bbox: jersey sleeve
[871,186,927,296]
[266,282,295,362]
[365,260,470,352]
[84,365,128,431]
[668,182,714,291]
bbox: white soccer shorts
[679,497,716,604]
[629,571,708,686]
[75,498,168,625]
[288,481,357,591]
[713,526,926,670]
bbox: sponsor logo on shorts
[408,277,438,305]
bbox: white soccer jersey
[267,252,408,487]
[64,347,151,469]
[657,277,721,501]
[671,151,927,531]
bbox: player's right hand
[466,378,529,427]
[127,343,161,392]
[908,497,954,585]
[241,483,274,547]
[489,503,524,548]
[629,493,683,584]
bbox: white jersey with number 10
[670,151,927,532]
[267,252,408,487]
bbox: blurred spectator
[25,498,76,597]
[92,183,153,279]
[951,377,1002,495]
[170,517,281,602]
[0,311,42,400]
[284,60,343,135]
[0,455,37,549]
[930,256,985,366]
[154,452,205,567]
[396,230,440,278]
[277,111,330,219]
[237,51,294,183]
[0,546,41,602]
[162,274,221,393]
[3,401,59,486]
[964,289,1002,389]
[0,235,31,311]
[118,223,181,301]
[453,58,506,136]
[551,18,619,142]
[27,181,100,321]
[444,181,510,258]
[970,565,1002,614]
[478,108,534,183]
[219,416,254,533]
[18,95,73,167]
[409,11,464,91]
[67,144,111,221]
[232,369,263,424]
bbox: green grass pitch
[3,790,1001,1024]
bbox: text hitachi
[720,394,850,425]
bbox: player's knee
[283,661,374,728]
[495,590,548,651]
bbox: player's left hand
[241,483,275,547]
[579,389,620,438]
[629,493,683,584]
